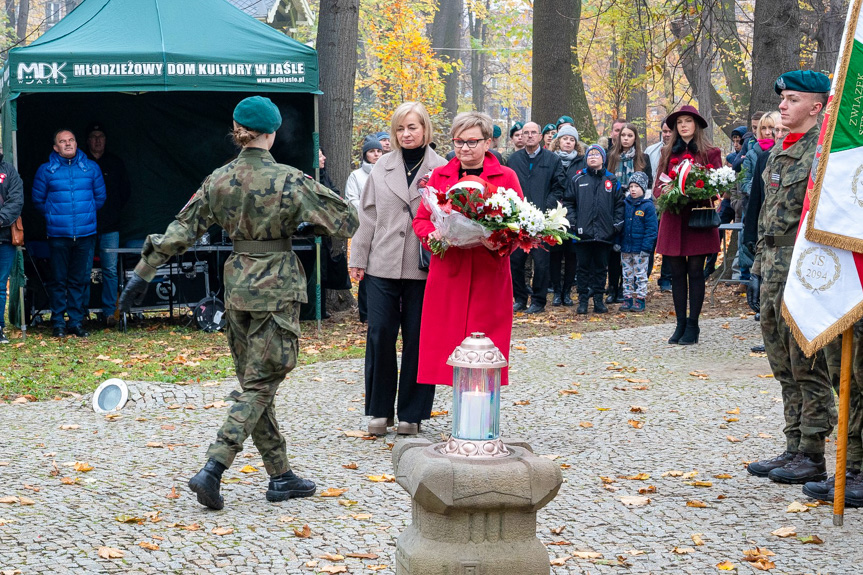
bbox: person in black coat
[550,125,585,306]
[506,121,566,314]
[562,144,624,315]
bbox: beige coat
[349,146,446,280]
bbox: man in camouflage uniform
[119,96,358,510]
[746,71,838,484]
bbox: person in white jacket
[345,136,384,209]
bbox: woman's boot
[668,316,687,344]
[679,318,700,345]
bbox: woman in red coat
[654,105,722,346]
[413,111,523,387]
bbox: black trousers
[357,277,368,323]
[363,274,434,423]
[607,251,622,295]
[574,242,611,296]
[550,243,577,296]
[511,246,550,306]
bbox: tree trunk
[315,0,360,191]
[432,0,463,121]
[16,0,28,41]
[469,5,488,113]
[569,0,596,140]
[625,0,648,127]
[696,14,714,140]
[532,0,572,124]
[714,0,751,117]
[812,0,849,74]
[750,0,801,117]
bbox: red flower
[706,164,714,169]
[670,170,678,178]
[670,158,679,165]
[695,180,705,188]
[683,153,694,161]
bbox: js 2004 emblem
[852,164,863,208]
[795,246,841,292]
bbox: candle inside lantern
[457,389,492,440]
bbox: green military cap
[541,123,556,135]
[509,121,524,138]
[233,96,282,133]
[493,125,502,139]
[774,70,831,95]
[556,115,574,128]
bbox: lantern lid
[446,332,508,368]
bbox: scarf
[782,133,805,151]
[757,138,775,152]
[615,147,636,186]
[362,160,374,174]
[671,136,698,155]
[555,149,579,168]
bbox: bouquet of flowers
[420,175,574,257]
[656,154,741,214]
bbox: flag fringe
[782,299,863,357]
[805,228,863,255]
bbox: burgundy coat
[412,153,523,386]
[654,147,723,257]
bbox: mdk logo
[17,62,67,84]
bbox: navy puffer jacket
[620,195,658,254]
[32,150,106,238]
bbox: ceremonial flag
[782,0,863,356]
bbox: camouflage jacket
[134,147,358,314]
[751,123,818,283]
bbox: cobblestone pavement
[1,316,861,574]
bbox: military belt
[232,238,293,253]
[764,234,796,247]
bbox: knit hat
[628,171,649,194]
[509,121,524,138]
[585,143,606,162]
[362,136,383,160]
[556,125,579,141]
[233,96,282,134]
[492,125,502,139]
[556,115,574,128]
[541,123,556,135]
[375,131,390,141]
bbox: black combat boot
[842,471,863,508]
[266,470,317,502]
[667,317,687,344]
[768,452,827,484]
[552,292,563,306]
[188,458,226,510]
[747,451,797,477]
[592,294,608,314]
[802,469,860,502]
[562,292,574,307]
[576,295,589,315]
[678,319,700,345]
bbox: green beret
[541,123,556,135]
[774,70,830,95]
[492,125,502,139]
[509,121,524,138]
[233,96,282,134]
[556,115,574,128]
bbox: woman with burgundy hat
[654,105,722,345]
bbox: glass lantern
[446,332,508,446]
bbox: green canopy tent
[0,0,321,242]
[2,0,326,327]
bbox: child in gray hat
[619,171,657,311]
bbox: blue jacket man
[32,130,106,338]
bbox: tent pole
[834,326,854,526]
[314,93,321,333]
[11,129,18,168]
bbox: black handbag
[688,196,720,229]
[407,202,432,272]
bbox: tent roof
[1,0,318,98]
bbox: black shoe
[667,319,686,344]
[188,459,226,510]
[614,289,625,304]
[66,325,90,338]
[843,471,863,508]
[513,301,528,312]
[604,293,615,304]
[552,293,563,306]
[525,302,545,314]
[266,470,317,501]
[576,296,589,315]
[755,313,760,321]
[747,451,797,477]
[562,294,574,307]
[802,475,836,501]
[593,295,608,314]
[678,319,700,345]
[751,344,765,353]
[52,327,67,338]
[0,328,8,344]
[768,452,827,484]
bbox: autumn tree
[432,0,463,121]
[749,0,800,117]
[532,0,573,125]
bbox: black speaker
[124,261,209,309]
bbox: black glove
[747,274,761,313]
[118,272,149,312]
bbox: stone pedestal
[392,438,562,575]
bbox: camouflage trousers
[206,308,299,476]
[760,281,837,454]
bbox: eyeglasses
[452,138,487,148]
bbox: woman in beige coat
[348,102,446,436]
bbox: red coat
[654,147,723,257]
[412,153,523,386]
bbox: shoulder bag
[687,197,720,230]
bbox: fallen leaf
[626,378,650,384]
[345,553,379,559]
[662,470,684,477]
[513,400,530,406]
[713,473,733,479]
[691,533,704,546]
[743,548,775,559]
[293,524,311,538]
[686,500,709,508]
[368,566,388,571]
[97,547,125,559]
[116,514,145,524]
[138,542,159,551]
[619,495,650,506]
[546,540,571,546]
[59,477,78,485]
[320,487,348,497]
[630,406,645,413]
[550,525,566,535]
[351,513,372,520]
[758,433,773,438]
[367,474,395,483]
[146,442,164,448]
[624,473,650,480]
[579,421,593,428]
[166,487,180,499]
[338,499,358,506]
[318,566,347,574]
[682,471,698,479]
[342,462,358,470]
[627,419,644,429]
[786,501,808,513]
[318,552,345,561]
[687,480,713,487]
[277,515,295,523]
[238,465,258,473]
[626,549,645,555]
[673,547,695,554]
[716,560,736,570]
[751,559,776,570]
[726,407,740,414]
[0,496,18,504]
[638,485,656,494]
[726,435,741,443]
[58,424,80,430]
[771,526,796,538]
[343,430,372,438]
[572,551,602,559]
[570,332,582,339]
[798,534,824,544]
[211,527,234,536]
[549,556,571,566]
[18,497,34,506]
[74,462,93,473]
[757,374,774,378]
[430,410,448,417]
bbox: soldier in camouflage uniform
[119,96,358,510]
[746,71,838,484]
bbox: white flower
[544,202,571,231]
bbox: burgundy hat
[665,105,708,130]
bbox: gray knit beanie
[556,125,579,142]
[629,171,649,194]
[362,136,383,161]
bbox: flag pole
[834,326,854,526]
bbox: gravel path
[1,316,860,574]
